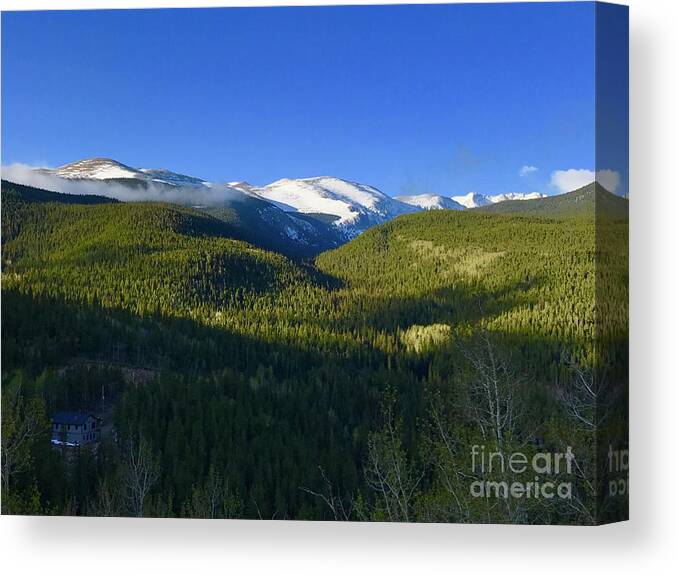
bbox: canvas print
[0,2,628,524]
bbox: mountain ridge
[21,158,626,250]
[475,182,628,218]
[38,158,209,189]
[1,179,341,258]
[253,176,419,239]
[395,193,465,211]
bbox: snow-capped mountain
[254,177,419,238]
[451,191,547,208]
[34,161,422,239]
[38,158,140,180]
[395,193,465,211]
[29,159,341,257]
[489,192,547,203]
[39,158,209,189]
[227,181,255,192]
[138,168,207,188]
[450,192,493,209]
[28,157,551,249]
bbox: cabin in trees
[51,411,102,447]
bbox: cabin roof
[52,411,98,425]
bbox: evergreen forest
[0,180,628,524]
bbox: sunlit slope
[1,179,627,356]
[316,207,599,345]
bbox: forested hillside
[1,179,341,259]
[1,181,628,523]
[476,182,628,218]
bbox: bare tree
[415,333,535,524]
[61,495,80,516]
[89,476,121,517]
[462,334,535,523]
[183,466,241,519]
[418,396,474,523]
[460,332,525,450]
[555,356,607,432]
[551,356,603,524]
[300,465,354,521]
[203,468,224,519]
[364,392,424,522]
[122,437,159,517]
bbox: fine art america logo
[608,446,629,497]
[470,445,574,500]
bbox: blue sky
[1,3,627,196]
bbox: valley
[1,177,628,523]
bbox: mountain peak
[451,192,491,208]
[227,181,255,191]
[395,193,465,211]
[254,176,418,238]
[41,157,208,188]
[58,157,129,168]
[451,191,548,209]
[49,158,142,181]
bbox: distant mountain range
[395,191,547,210]
[30,159,345,256]
[15,157,620,254]
[394,193,466,211]
[476,181,629,219]
[33,158,420,240]
[257,177,420,239]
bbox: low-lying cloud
[550,168,621,194]
[1,163,247,207]
[519,165,538,177]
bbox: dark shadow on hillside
[0,288,354,380]
[309,274,547,335]
[0,288,391,520]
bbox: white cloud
[550,169,594,193]
[596,169,621,194]
[519,165,538,177]
[1,163,246,207]
[550,168,620,194]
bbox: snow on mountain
[254,177,419,238]
[451,191,547,208]
[225,181,299,212]
[227,181,255,192]
[451,192,492,209]
[395,193,465,211]
[32,158,552,246]
[41,158,144,181]
[489,192,547,203]
[40,158,209,189]
[35,162,420,238]
[139,168,207,188]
